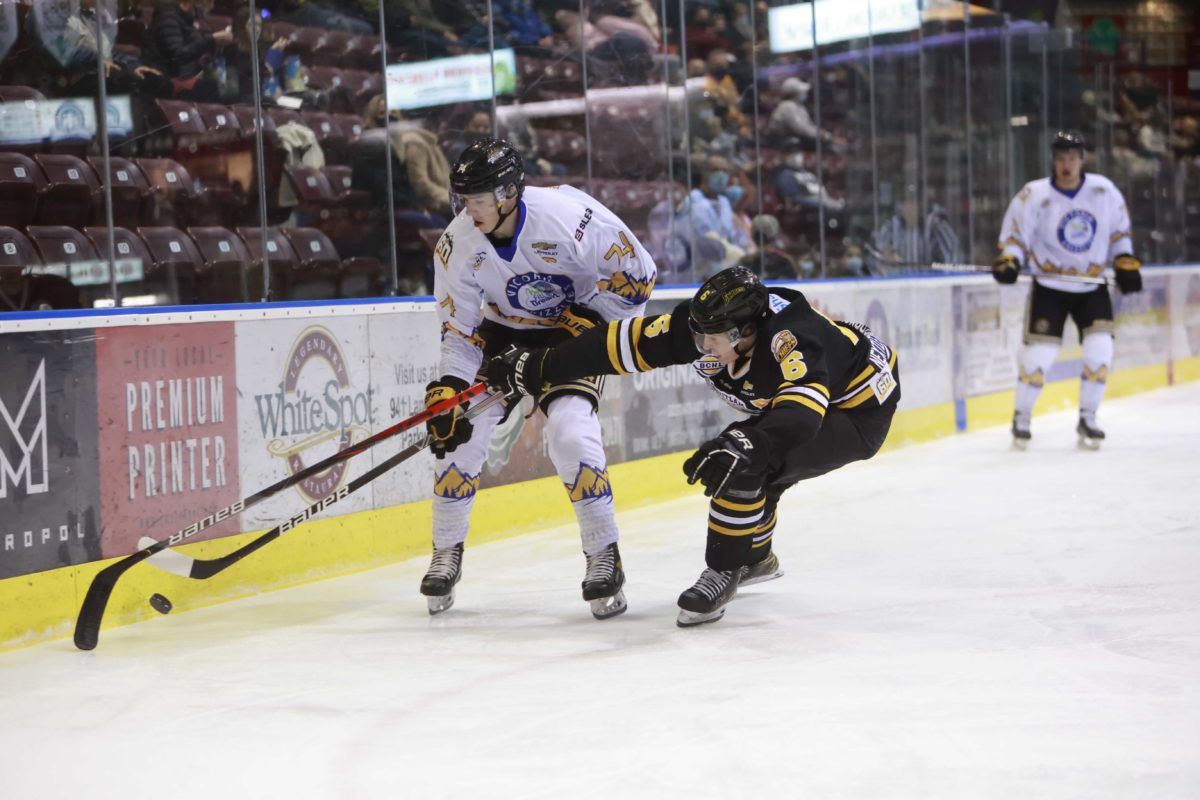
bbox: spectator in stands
[676,156,751,277]
[647,182,690,281]
[738,214,797,280]
[230,6,288,104]
[766,77,831,151]
[385,0,462,60]
[394,114,453,221]
[773,151,843,213]
[493,0,555,50]
[143,0,232,101]
[625,0,661,40]
[869,197,959,270]
[276,0,373,34]
[684,6,731,60]
[701,49,748,136]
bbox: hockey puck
[149,593,173,615]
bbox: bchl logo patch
[1057,209,1097,253]
[505,272,575,318]
[692,355,724,377]
[770,330,797,362]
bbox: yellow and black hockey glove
[683,425,771,499]
[992,254,1020,285]
[1114,254,1142,294]
[553,304,605,338]
[484,344,550,398]
[425,376,473,458]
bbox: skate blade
[589,589,628,620]
[1077,435,1102,451]
[1012,437,1030,451]
[740,568,784,587]
[676,606,726,628]
[426,592,455,615]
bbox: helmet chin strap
[486,189,519,236]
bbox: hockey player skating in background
[421,138,656,619]
[992,130,1143,449]
[485,267,901,627]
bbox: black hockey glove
[484,345,550,398]
[683,425,771,499]
[992,254,1020,285]
[1114,255,1142,294]
[425,376,473,458]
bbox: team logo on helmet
[1057,209,1097,253]
[505,273,575,318]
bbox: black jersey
[541,287,898,466]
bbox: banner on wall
[95,323,241,557]
[0,331,100,580]
[236,318,378,529]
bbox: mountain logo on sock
[565,463,612,503]
[434,464,480,499]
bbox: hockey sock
[750,498,778,559]
[431,396,504,549]
[705,485,766,571]
[1079,331,1113,421]
[1015,342,1059,419]
[545,395,618,555]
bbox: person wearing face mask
[677,158,751,277]
[767,77,825,150]
[485,266,900,627]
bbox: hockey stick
[140,389,508,581]
[929,262,1110,286]
[73,383,495,651]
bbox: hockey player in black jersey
[484,266,901,627]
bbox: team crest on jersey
[770,330,798,362]
[692,355,724,377]
[566,463,612,502]
[505,272,575,318]
[531,241,560,264]
[1057,209,1097,253]
[470,251,487,270]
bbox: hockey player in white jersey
[992,130,1143,449]
[419,138,656,618]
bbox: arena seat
[136,226,204,304]
[189,226,256,303]
[137,157,197,227]
[34,154,98,229]
[0,226,42,307]
[281,227,340,299]
[0,152,44,227]
[236,226,298,301]
[88,156,151,228]
[311,30,354,66]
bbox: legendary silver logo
[1,359,48,498]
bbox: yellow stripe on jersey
[845,363,874,392]
[836,385,875,409]
[606,322,630,376]
[630,317,652,373]
[713,496,766,513]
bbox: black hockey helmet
[449,137,525,215]
[689,266,770,354]
[1051,130,1086,155]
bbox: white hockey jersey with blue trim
[433,185,657,382]
[998,173,1133,294]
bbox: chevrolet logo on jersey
[434,464,480,499]
[566,463,612,502]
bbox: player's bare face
[702,331,756,365]
[1054,151,1083,189]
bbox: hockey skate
[740,552,784,587]
[420,543,463,615]
[1011,411,1032,450]
[1076,415,1105,450]
[582,542,627,619]
[677,567,741,627]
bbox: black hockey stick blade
[73,383,490,651]
[73,390,505,650]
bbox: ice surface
[3,384,1198,799]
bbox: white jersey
[434,185,657,381]
[998,173,1133,294]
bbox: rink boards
[2,267,1199,650]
